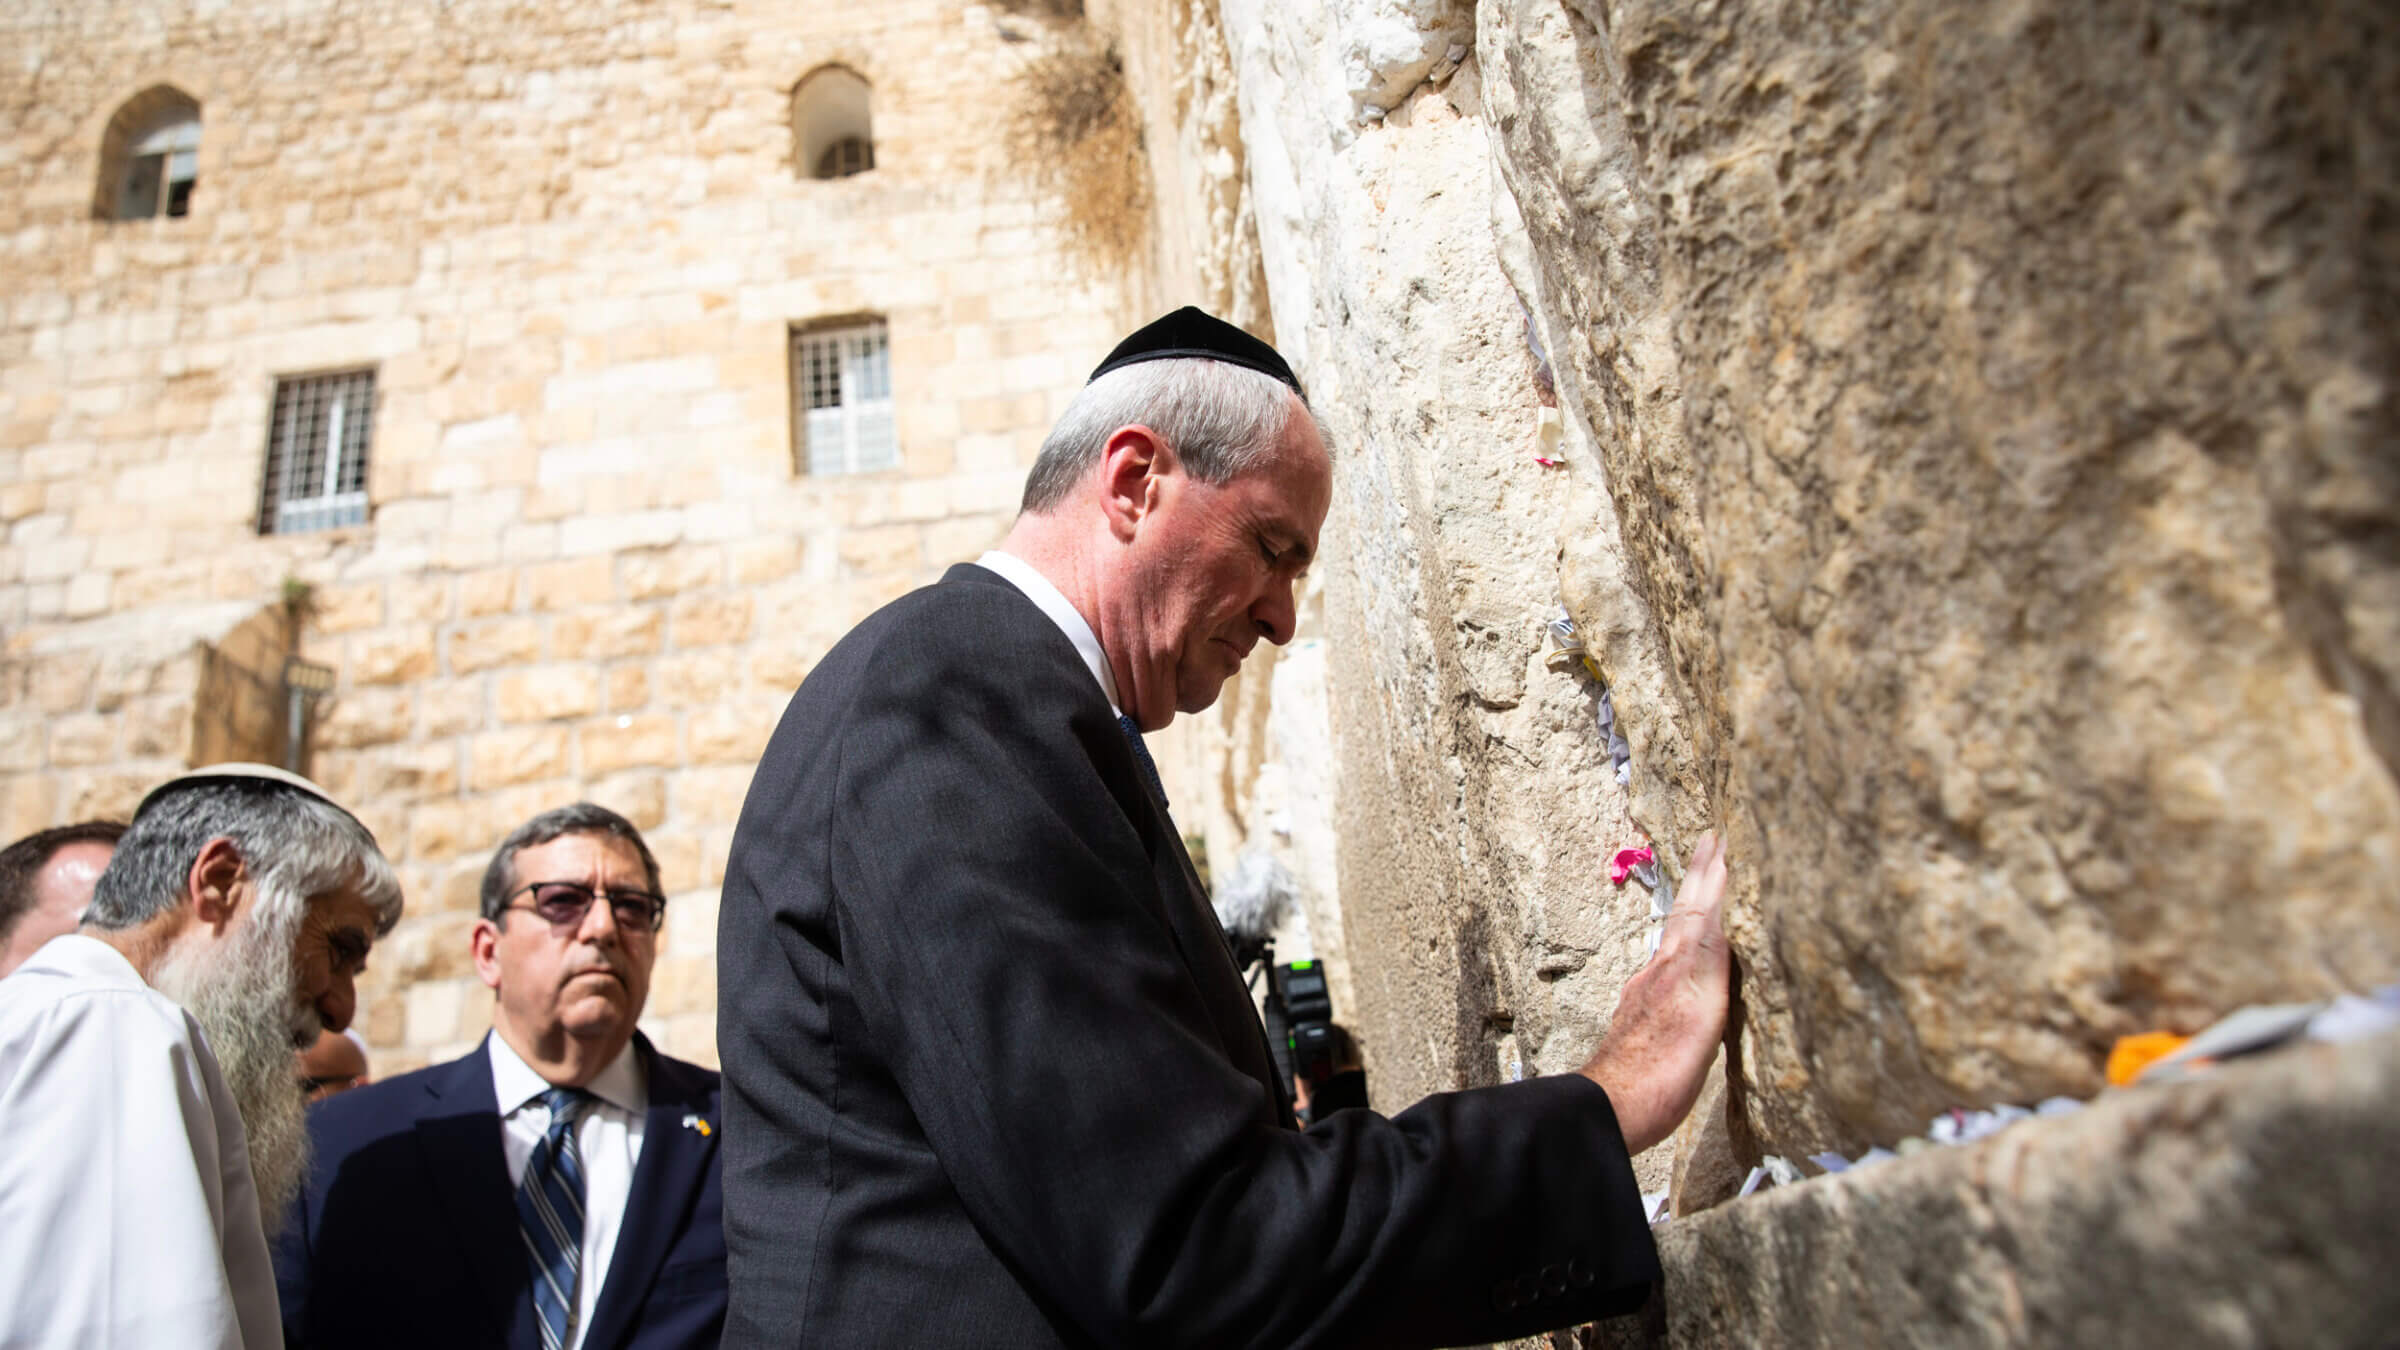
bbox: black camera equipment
[1272,959,1338,1091]
[1240,938,1339,1104]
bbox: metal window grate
[791,322,896,475]
[259,369,375,534]
[814,135,874,180]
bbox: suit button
[1568,1258,1594,1289]
[1541,1263,1567,1297]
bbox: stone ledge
[1593,1030,2400,1349]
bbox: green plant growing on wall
[279,574,316,619]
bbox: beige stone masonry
[0,0,1133,1073]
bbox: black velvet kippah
[1088,306,1305,399]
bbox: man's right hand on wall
[1579,832,1733,1156]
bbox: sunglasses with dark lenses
[505,881,667,933]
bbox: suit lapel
[955,562,1296,1125]
[580,1039,717,1350]
[414,1038,529,1343]
[1145,791,1297,1126]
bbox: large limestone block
[1198,0,1689,1199]
[1485,0,2400,1153]
[1591,1033,2400,1349]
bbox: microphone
[1213,849,1296,973]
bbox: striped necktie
[516,1086,594,1350]
[1118,712,1166,807]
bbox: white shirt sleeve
[0,983,281,1349]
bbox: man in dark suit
[719,308,1732,1348]
[276,803,726,1350]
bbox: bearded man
[0,764,400,1349]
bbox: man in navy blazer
[275,803,725,1350]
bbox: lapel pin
[681,1113,713,1137]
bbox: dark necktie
[516,1086,594,1350]
[1118,712,1167,807]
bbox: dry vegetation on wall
[990,0,1085,16]
[1005,33,1149,278]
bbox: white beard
[152,901,317,1238]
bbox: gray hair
[1019,357,1324,514]
[478,802,663,923]
[88,781,400,936]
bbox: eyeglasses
[502,881,667,934]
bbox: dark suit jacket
[274,1033,727,1350]
[717,563,1659,1349]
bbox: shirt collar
[975,550,1120,714]
[487,1030,647,1118]
[16,933,146,989]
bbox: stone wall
[1119,0,1694,1199]
[1479,0,2400,1165]
[1592,1032,2400,1350]
[1116,0,2400,1230]
[0,0,1130,1072]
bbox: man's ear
[470,917,506,993]
[186,837,248,934]
[1097,425,1170,542]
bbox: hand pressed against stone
[1579,831,1732,1156]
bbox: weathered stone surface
[458,568,517,618]
[687,702,774,766]
[447,619,543,675]
[1179,0,1689,1193]
[603,664,650,712]
[495,666,602,724]
[580,714,680,777]
[47,713,115,766]
[29,651,98,715]
[1480,0,2400,1155]
[311,582,384,634]
[669,766,754,826]
[520,557,615,612]
[552,607,664,660]
[1591,1033,2400,1349]
[350,627,438,686]
[652,652,735,710]
[669,592,753,648]
[619,547,721,604]
[467,726,569,790]
[317,689,412,750]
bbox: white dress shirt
[487,1031,647,1350]
[0,935,282,1349]
[976,549,1121,713]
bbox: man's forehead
[41,840,114,875]
[308,887,379,930]
[1265,423,1333,541]
[517,830,645,869]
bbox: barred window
[816,135,875,179]
[258,370,374,534]
[791,322,896,475]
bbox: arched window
[97,86,202,221]
[792,66,875,181]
